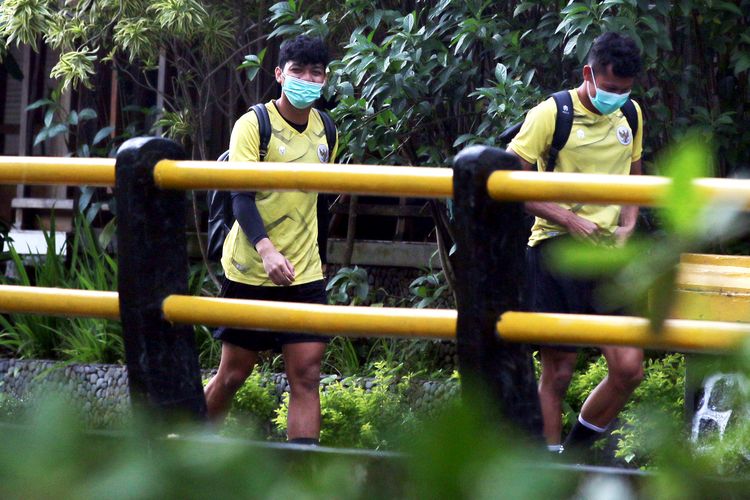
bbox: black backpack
[500,90,639,172]
[206,103,337,261]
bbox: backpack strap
[316,109,337,161]
[250,103,271,161]
[620,99,639,139]
[547,90,574,172]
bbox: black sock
[289,437,319,446]
[563,418,604,453]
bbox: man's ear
[582,64,593,82]
[274,66,283,84]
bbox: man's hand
[256,238,295,286]
[563,211,601,243]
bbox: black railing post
[452,145,542,438]
[115,137,206,422]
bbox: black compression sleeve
[231,192,268,247]
[317,194,330,264]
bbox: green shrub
[274,362,417,449]
[0,389,24,422]
[564,352,685,466]
[219,368,278,440]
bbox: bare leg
[538,348,578,445]
[204,342,259,423]
[282,341,326,440]
[579,346,644,428]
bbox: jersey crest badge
[278,145,286,156]
[617,126,632,145]
[318,144,329,163]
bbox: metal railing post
[115,137,206,422]
[452,145,542,438]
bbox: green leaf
[25,99,54,111]
[33,128,49,147]
[548,238,652,278]
[494,63,508,82]
[44,109,54,127]
[98,219,117,249]
[563,34,580,57]
[78,108,97,121]
[640,15,659,32]
[45,123,69,141]
[245,67,260,81]
[659,132,713,236]
[734,53,750,76]
[92,126,115,146]
[68,110,79,126]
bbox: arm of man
[614,158,641,245]
[506,148,601,242]
[230,110,295,285]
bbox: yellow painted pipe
[153,160,454,198]
[162,295,457,340]
[486,171,750,208]
[0,157,115,186]
[497,311,750,352]
[0,285,119,319]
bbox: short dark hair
[278,35,329,69]
[588,32,642,78]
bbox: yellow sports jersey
[509,89,643,247]
[221,101,338,286]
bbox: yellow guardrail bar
[497,311,750,352]
[0,157,115,186]
[161,295,457,340]
[153,160,454,198]
[486,171,750,208]
[2,285,750,351]
[0,285,119,319]
[4,156,750,208]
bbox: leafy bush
[564,353,685,467]
[0,216,123,363]
[273,362,417,449]
[326,266,370,305]
[222,368,279,440]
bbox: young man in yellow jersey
[507,32,644,456]
[204,36,337,445]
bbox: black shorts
[525,237,618,352]
[213,278,330,352]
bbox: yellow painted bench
[673,253,750,323]
[672,253,750,427]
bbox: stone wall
[0,359,459,428]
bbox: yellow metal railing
[486,170,750,207]
[3,155,750,353]
[153,160,454,198]
[3,284,750,351]
[0,285,119,319]
[496,311,750,352]
[162,295,456,340]
[0,157,115,186]
[6,156,750,208]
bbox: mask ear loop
[586,66,598,101]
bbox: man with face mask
[204,35,337,446]
[507,32,644,458]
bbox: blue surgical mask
[587,68,630,115]
[282,72,324,109]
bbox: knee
[287,365,321,395]
[217,365,252,394]
[541,365,575,396]
[610,361,644,391]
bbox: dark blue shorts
[213,278,330,352]
[525,237,618,352]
